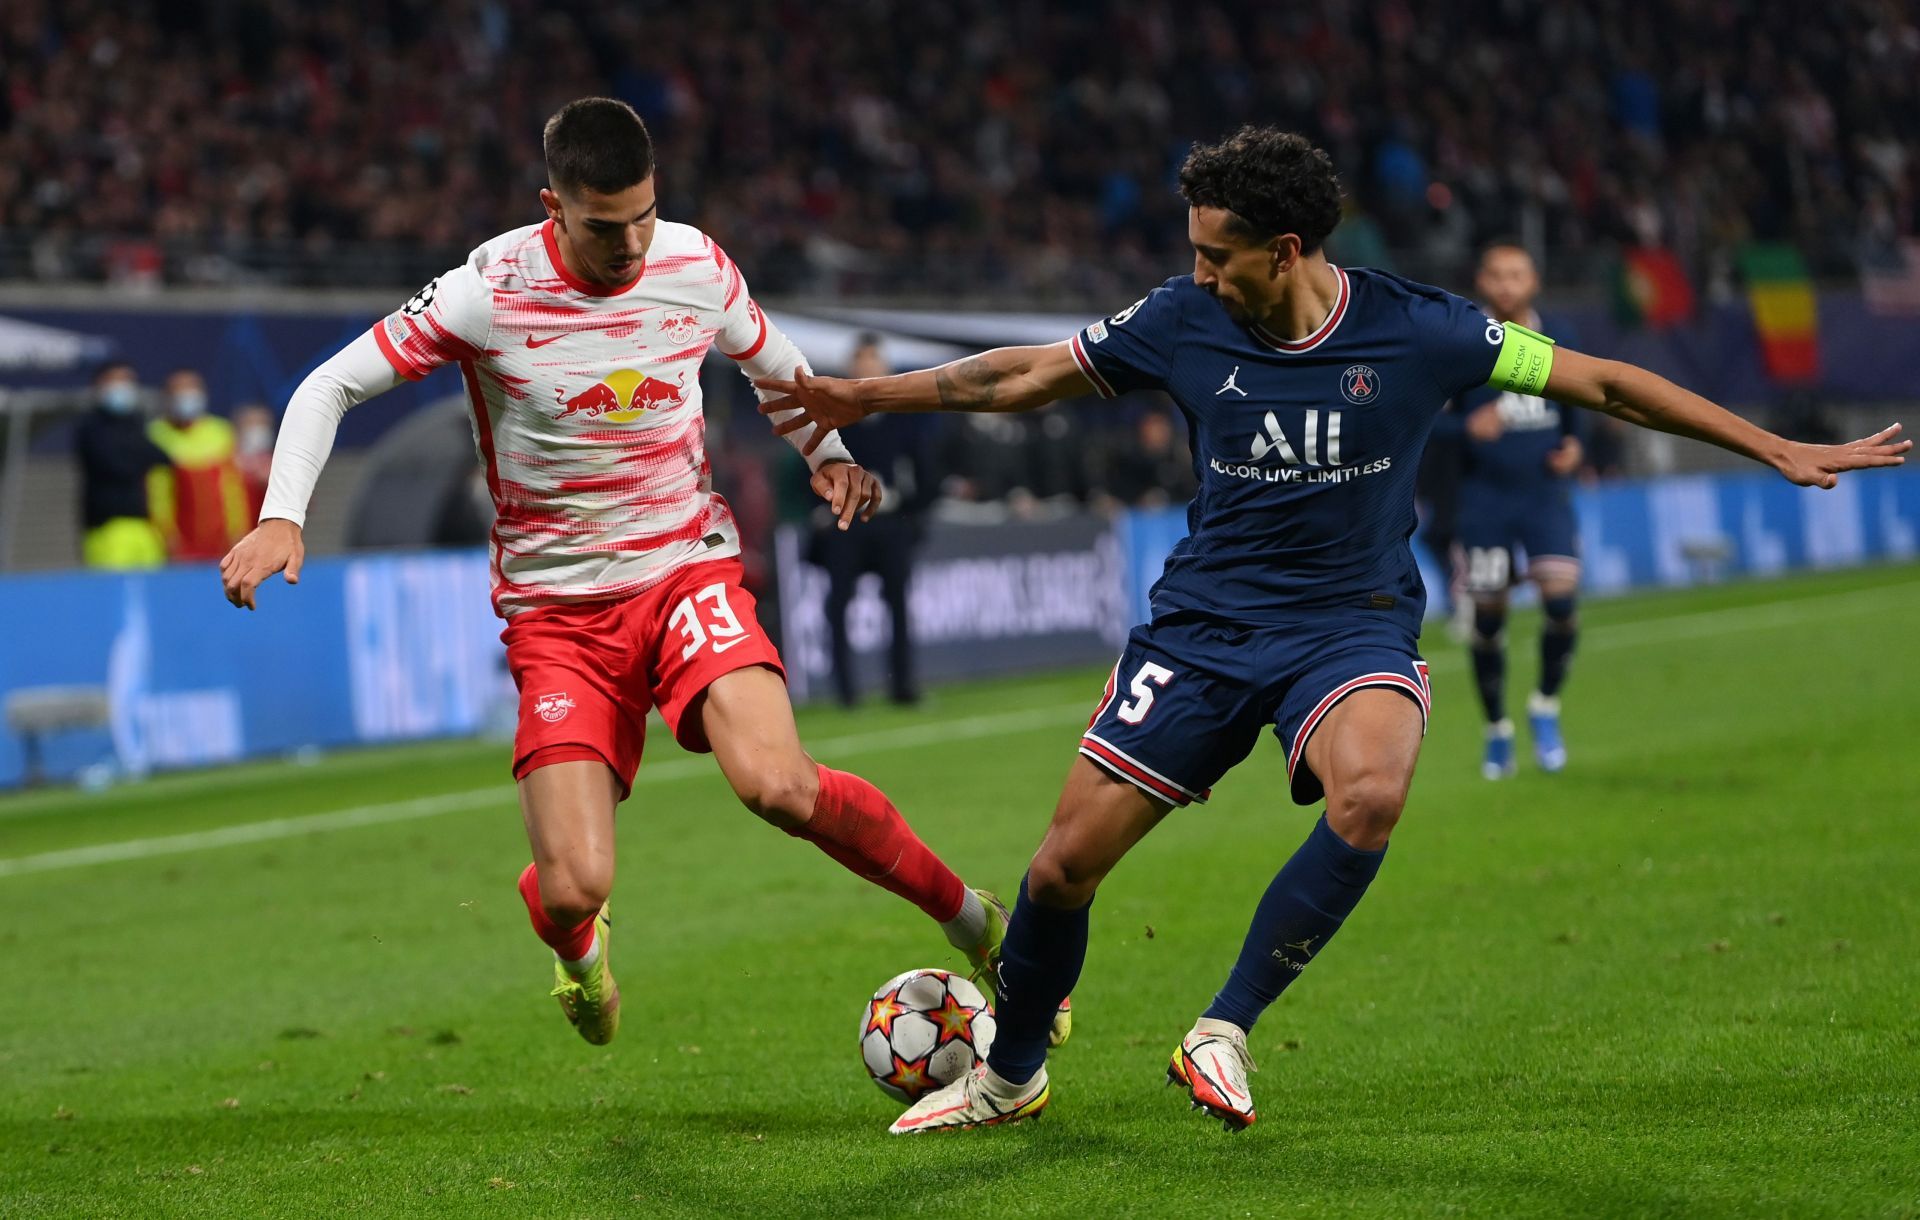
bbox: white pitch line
[0,702,1093,881]
[0,575,1913,881]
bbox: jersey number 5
[1117,662,1175,725]
[669,583,749,659]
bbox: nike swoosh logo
[710,635,751,653]
[1189,1042,1250,1103]
[525,333,563,349]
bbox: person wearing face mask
[147,368,249,562]
[73,361,171,570]
[231,403,277,524]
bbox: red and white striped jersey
[371,219,785,617]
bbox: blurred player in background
[1449,243,1584,778]
[219,99,1063,1054]
[762,125,1908,1134]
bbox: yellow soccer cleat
[549,905,620,1046]
[963,888,1073,1047]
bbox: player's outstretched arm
[1544,348,1908,488]
[220,330,404,609]
[756,342,1094,457]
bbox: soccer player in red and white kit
[219,98,1068,1050]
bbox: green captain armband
[1487,320,1556,396]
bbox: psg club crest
[1340,364,1380,404]
[534,692,575,723]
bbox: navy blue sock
[1201,816,1387,1033]
[983,873,1089,1085]
[1470,604,1508,723]
[1539,595,1578,697]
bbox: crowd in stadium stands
[1,0,1915,296]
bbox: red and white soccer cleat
[1167,1017,1258,1132]
[888,1062,1050,1134]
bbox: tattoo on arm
[935,356,1002,411]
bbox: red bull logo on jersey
[660,309,701,345]
[553,369,688,422]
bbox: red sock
[795,765,967,922]
[516,862,597,961]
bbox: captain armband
[1487,320,1556,396]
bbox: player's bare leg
[1177,689,1422,1131]
[893,761,1169,1133]
[517,759,623,1044]
[696,665,1002,982]
[1528,561,1581,772]
[1469,588,1518,779]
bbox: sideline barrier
[1114,469,1920,627]
[2,469,1914,787]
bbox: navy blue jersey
[1071,268,1509,625]
[1451,312,1581,493]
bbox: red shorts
[501,558,785,796]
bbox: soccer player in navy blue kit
[759,127,1908,1134]
[1448,242,1585,778]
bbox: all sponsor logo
[1086,320,1109,345]
[533,692,575,723]
[553,369,689,421]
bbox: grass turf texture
[2,564,1917,1218]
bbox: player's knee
[1471,601,1509,648]
[1024,848,1101,910]
[1324,772,1407,850]
[733,760,821,830]
[1542,593,1578,631]
[540,866,611,929]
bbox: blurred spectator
[0,1,1910,294]
[810,335,935,707]
[1095,407,1199,509]
[147,368,248,561]
[73,361,167,569]
[940,410,1093,511]
[232,402,276,524]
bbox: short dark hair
[543,98,655,196]
[1178,126,1343,253]
[1478,237,1534,263]
[93,359,134,384]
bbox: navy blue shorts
[1079,612,1432,809]
[1457,488,1579,594]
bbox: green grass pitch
[2,564,1917,1217]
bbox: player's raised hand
[810,460,884,530]
[1774,423,1909,489]
[1465,403,1505,443]
[219,518,305,610]
[1547,435,1584,477]
[757,366,869,456]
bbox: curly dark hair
[1178,126,1343,253]
[544,98,655,196]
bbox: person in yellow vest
[75,361,171,569]
[148,368,250,562]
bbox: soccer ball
[859,968,996,1103]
